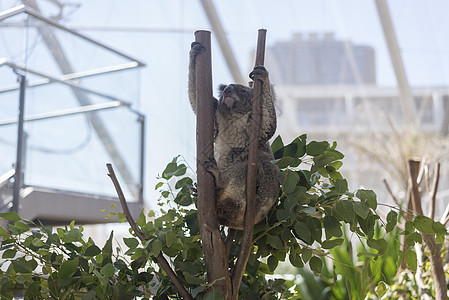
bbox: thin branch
[428,162,440,220]
[231,29,267,299]
[382,178,401,206]
[407,159,448,300]
[106,163,193,300]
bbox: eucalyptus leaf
[306,141,329,156]
[294,222,313,244]
[58,258,79,279]
[267,255,279,272]
[309,256,322,275]
[323,216,342,238]
[0,212,21,222]
[385,210,398,233]
[405,248,417,271]
[413,215,435,234]
[353,202,369,219]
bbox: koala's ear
[218,84,228,97]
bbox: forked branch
[106,163,192,300]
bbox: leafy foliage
[0,135,447,299]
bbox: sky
[1,0,449,211]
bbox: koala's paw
[249,65,268,81]
[191,182,198,198]
[203,157,218,174]
[190,42,206,59]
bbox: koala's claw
[249,65,268,80]
[191,182,198,198]
[190,42,206,57]
[203,158,218,172]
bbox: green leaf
[271,135,284,159]
[311,156,335,173]
[405,248,417,271]
[137,210,146,228]
[204,291,224,300]
[0,226,9,237]
[306,141,329,156]
[124,237,139,249]
[294,222,313,244]
[432,221,448,235]
[309,256,322,275]
[0,212,21,221]
[283,171,299,194]
[183,272,204,285]
[84,245,101,257]
[100,263,115,278]
[268,235,284,250]
[289,251,304,268]
[162,162,187,179]
[321,238,344,249]
[131,248,143,260]
[12,260,31,273]
[105,212,116,219]
[272,157,294,169]
[81,290,97,300]
[103,231,113,255]
[413,215,435,233]
[386,210,398,233]
[166,231,176,248]
[117,213,127,223]
[267,255,279,272]
[353,202,369,219]
[31,238,45,248]
[405,232,422,246]
[375,281,388,298]
[308,217,322,242]
[367,238,388,256]
[150,239,163,257]
[59,258,79,279]
[14,221,29,232]
[334,179,348,194]
[301,248,312,263]
[405,221,414,235]
[175,177,193,190]
[336,200,355,222]
[356,189,377,210]
[323,216,342,237]
[2,249,16,259]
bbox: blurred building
[267,33,449,222]
[266,33,376,86]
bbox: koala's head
[218,84,252,115]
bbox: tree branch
[428,163,440,220]
[407,160,448,300]
[231,29,267,299]
[106,163,193,300]
[382,178,401,206]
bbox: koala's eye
[239,89,250,96]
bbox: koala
[189,42,280,230]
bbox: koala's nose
[223,85,234,96]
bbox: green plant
[0,134,447,299]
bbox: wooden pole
[194,30,231,298]
[231,29,267,299]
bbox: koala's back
[215,143,279,230]
[213,83,280,229]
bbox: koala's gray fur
[189,42,280,230]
